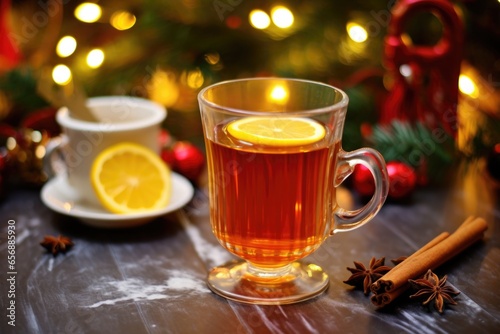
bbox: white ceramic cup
[45,96,166,208]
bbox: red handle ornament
[381,0,463,137]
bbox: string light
[347,22,368,43]
[271,6,294,28]
[74,3,102,23]
[52,65,72,85]
[86,49,105,68]
[399,64,412,78]
[147,70,180,107]
[56,36,77,58]
[186,68,204,89]
[110,11,136,30]
[249,10,271,29]
[459,74,478,98]
[204,52,220,65]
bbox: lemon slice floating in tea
[226,117,326,146]
[90,142,171,214]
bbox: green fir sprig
[0,68,49,113]
[368,121,455,182]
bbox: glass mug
[198,78,389,305]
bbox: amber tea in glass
[199,78,389,305]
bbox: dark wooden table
[1,171,499,334]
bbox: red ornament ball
[352,165,375,197]
[158,129,174,148]
[161,141,205,184]
[386,161,417,199]
[160,149,176,169]
[352,161,417,200]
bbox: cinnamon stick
[370,231,450,305]
[370,216,488,307]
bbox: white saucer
[41,173,194,228]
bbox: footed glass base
[207,261,329,305]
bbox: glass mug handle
[332,148,389,233]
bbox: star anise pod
[408,269,460,313]
[343,257,392,295]
[40,235,74,256]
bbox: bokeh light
[147,70,180,107]
[347,22,368,43]
[186,68,204,89]
[52,65,72,85]
[87,49,105,68]
[56,36,77,58]
[249,10,271,29]
[74,3,102,23]
[110,11,136,30]
[399,64,412,78]
[204,52,220,65]
[271,6,294,29]
[459,74,478,98]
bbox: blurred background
[0,0,499,205]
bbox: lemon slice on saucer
[226,117,326,146]
[90,143,171,214]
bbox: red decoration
[352,165,376,197]
[353,161,417,200]
[160,148,176,169]
[20,107,60,137]
[360,122,373,139]
[381,0,463,137]
[0,151,5,171]
[0,108,61,191]
[386,161,417,199]
[161,141,205,184]
[0,0,21,71]
[158,129,174,148]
